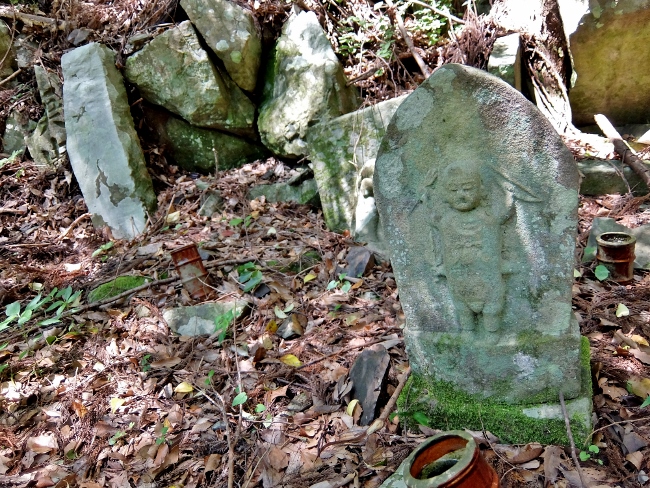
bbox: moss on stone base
[397,337,593,446]
[88,276,149,303]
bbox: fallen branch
[559,391,588,488]
[386,0,431,78]
[595,113,650,191]
[297,337,402,370]
[0,6,63,30]
[378,365,411,424]
[408,0,465,24]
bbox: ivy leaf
[341,281,352,293]
[579,451,590,461]
[232,391,248,407]
[616,303,630,318]
[641,395,650,408]
[255,404,266,413]
[594,264,609,281]
[326,280,338,291]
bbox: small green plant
[230,215,253,228]
[214,309,236,344]
[205,369,215,386]
[0,149,22,168]
[108,430,127,446]
[594,264,610,281]
[237,262,263,292]
[232,387,248,407]
[140,354,152,372]
[156,426,169,445]
[92,241,114,258]
[579,444,602,464]
[0,286,80,332]
[327,273,352,293]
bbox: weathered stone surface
[374,65,587,425]
[1,111,35,155]
[578,159,648,196]
[143,106,265,172]
[181,0,261,92]
[199,190,223,217]
[0,20,16,80]
[163,300,247,336]
[569,0,650,126]
[349,345,390,426]
[62,43,156,240]
[488,33,521,90]
[248,178,319,206]
[27,66,67,167]
[258,10,359,158]
[125,21,255,133]
[307,96,406,248]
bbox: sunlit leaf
[174,382,194,393]
[594,264,609,281]
[346,399,359,416]
[574,269,582,278]
[232,391,248,407]
[326,280,338,291]
[341,281,352,293]
[303,273,317,283]
[255,404,266,413]
[274,306,287,319]
[412,412,429,426]
[266,320,278,334]
[280,354,302,367]
[5,301,20,318]
[616,303,630,317]
[110,397,126,413]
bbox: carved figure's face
[443,171,482,211]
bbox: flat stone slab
[349,345,390,426]
[163,300,248,336]
[570,0,650,126]
[578,159,648,196]
[62,43,156,240]
[375,64,586,405]
[248,178,319,206]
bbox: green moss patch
[397,337,593,446]
[88,276,149,303]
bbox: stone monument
[374,64,591,444]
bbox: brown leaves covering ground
[0,153,649,487]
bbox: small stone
[349,345,390,426]
[248,178,319,206]
[276,315,304,339]
[163,300,248,336]
[343,247,375,278]
[199,190,224,217]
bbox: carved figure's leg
[483,278,505,333]
[454,301,476,331]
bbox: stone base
[397,337,593,446]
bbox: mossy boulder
[248,177,319,206]
[125,21,255,134]
[88,276,149,303]
[257,10,359,158]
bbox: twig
[297,337,401,370]
[559,391,589,488]
[378,366,411,424]
[0,67,20,87]
[595,113,650,191]
[585,416,650,446]
[58,213,91,240]
[407,0,465,24]
[386,0,431,78]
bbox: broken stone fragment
[258,9,359,158]
[248,178,319,206]
[125,21,255,134]
[163,300,248,336]
[181,0,261,92]
[349,344,390,426]
[62,43,157,240]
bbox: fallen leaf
[346,399,360,417]
[150,357,182,368]
[268,385,289,403]
[631,334,649,347]
[110,397,126,413]
[174,381,194,393]
[303,273,317,283]
[71,400,88,418]
[627,376,650,399]
[26,433,58,453]
[616,303,630,317]
[280,354,302,367]
[630,349,650,365]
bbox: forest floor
[0,152,649,488]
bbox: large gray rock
[307,95,406,251]
[62,43,156,240]
[0,20,16,80]
[27,66,67,167]
[125,21,255,134]
[258,10,359,158]
[569,0,650,126]
[374,64,590,443]
[143,105,266,172]
[181,0,261,92]
[487,33,521,90]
